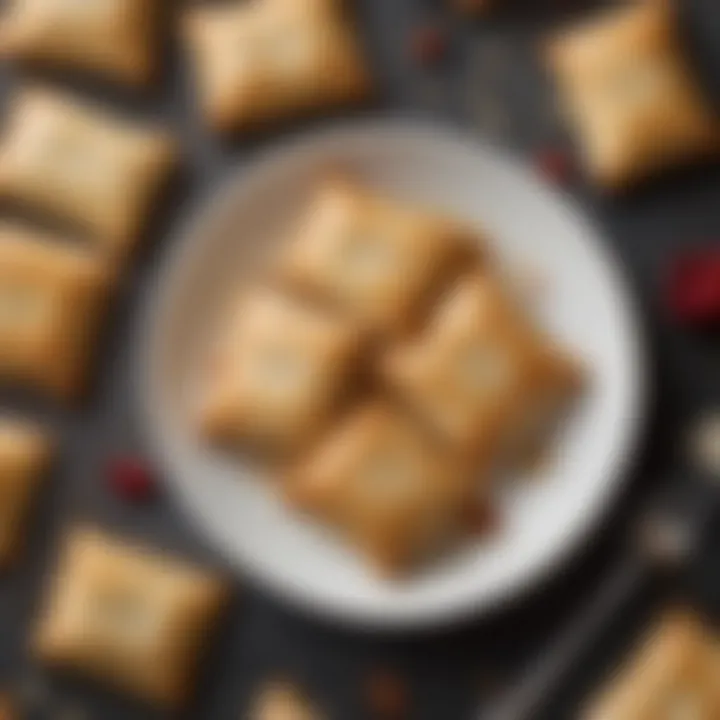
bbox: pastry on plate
[0,87,177,266]
[382,273,583,461]
[284,401,477,575]
[277,177,481,337]
[0,0,160,86]
[0,224,110,399]
[584,612,720,720]
[198,287,362,457]
[33,525,229,709]
[182,0,372,132]
[545,1,720,188]
[0,419,53,567]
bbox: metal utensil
[478,471,720,720]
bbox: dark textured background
[1,0,720,718]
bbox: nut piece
[638,512,693,568]
[688,413,720,476]
[250,681,321,720]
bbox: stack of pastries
[197,176,586,577]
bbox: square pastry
[284,402,476,575]
[0,88,177,265]
[33,526,229,709]
[0,0,160,86]
[0,419,53,567]
[278,178,480,337]
[382,273,583,460]
[545,1,720,188]
[584,613,720,720]
[182,0,372,131]
[0,224,109,399]
[198,287,361,456]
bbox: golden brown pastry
[0,0,160,86]
[382,273,583,461]
[0,224,110,400]
[285,401,477,575]
[0,419,53,567]
[32,526,230,709]
[198,287,362,457]
[278,177,481,337]
[584,613,720,720]
[182,0,372,132]
[0,87,177,265]
[545,1,720,188]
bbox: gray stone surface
[1,0,720,718]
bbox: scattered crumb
[688,413,720,476]
[250,681,320,720]
[638,512,693,568]
[366,669,408,719]
[410,24,449,68]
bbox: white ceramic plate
[138,120,646,628]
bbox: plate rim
[135,117,648,629]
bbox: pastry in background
[0,0,161,87]
[182,0,372,132]
[198,287,362,457]
[0,419,53,567]
[277,177,481,338]
[284,401,477,576]
[583,612,720,720]
[544,1,720,188]
[32,525,229,709]
[0,87,177,267]
[0,224,110,400]
[382,273,583,463]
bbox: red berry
[665,249,720,326]
[534,148,573,184]
[410,25,448,67]
[107,456,156,503]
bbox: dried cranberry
[534,148,573,185]
[410,25,448,67]
[107,456,157,503]
[665,249,720,326]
